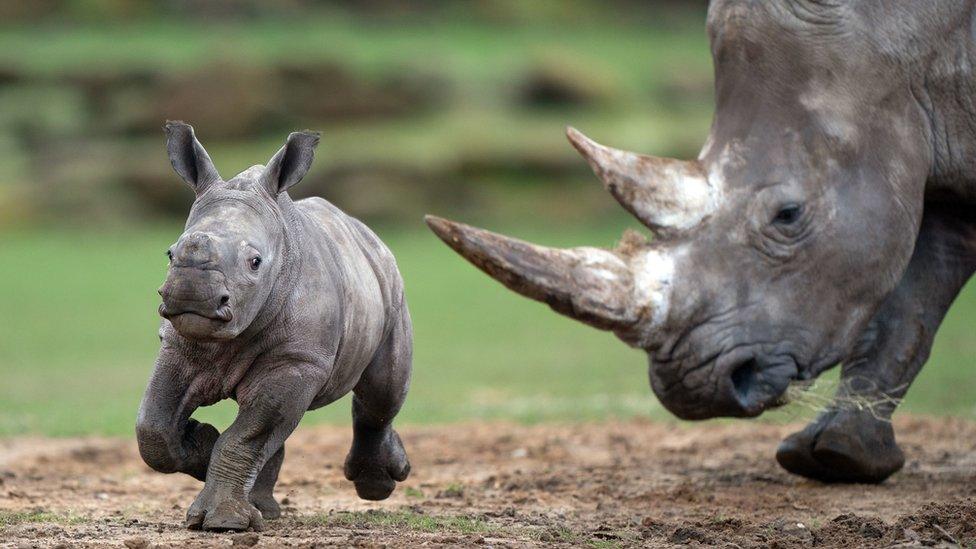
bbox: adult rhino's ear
[164,121,221,194]
[263,131,320,195]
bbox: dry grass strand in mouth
[775,376,906,423]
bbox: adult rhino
[427,0,976,483]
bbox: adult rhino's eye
[773,204,803,225]
[250,257,262,271]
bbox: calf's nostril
[219,295,230,306]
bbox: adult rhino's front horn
[424,128,696,341]
[425,216,650,332]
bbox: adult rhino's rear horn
[566,127,717,233]
[425,215,640,331]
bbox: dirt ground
[1,417,975,548]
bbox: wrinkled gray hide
[428,0,976,483]
[137,122,412,531]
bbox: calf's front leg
[185,366,318,532]
[136,356,219,481]
[248,447,284,519]
[777,206,976,482]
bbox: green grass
[202,105,712,179]
[0,14,714,229]
[588,541,624,549]
[403,487,425,499]
[306,509,496,535]
[0,15,709,94]
[0,14,714,184]
[302,508,589,543]
[1,222,975,436]
[0,510,85,531]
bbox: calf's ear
[263,131,320,195]
[164,121,221,194]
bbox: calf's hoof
[776,409,904,483]
[185,488,265,532]
[344,429,411,501]
[249,493,281,520]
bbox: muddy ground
[1,417,975,548]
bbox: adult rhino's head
[427,0,934,419]
[157,122,319,341]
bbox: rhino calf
[136,122,412,531]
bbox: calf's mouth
[157,275,234,339]
[158,303,233,323]
[159,304,234,340]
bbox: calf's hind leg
[777,206,976,482]
[344,306,413,500]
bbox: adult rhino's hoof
[185,489,265,532]
[344,429,411,501]
[776,410,904,483]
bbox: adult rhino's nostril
[730,358,760,407]
[219,295,230,306]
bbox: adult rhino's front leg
[777,206,976,483]
[185,366,319,532]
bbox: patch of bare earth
[1,417,975,548]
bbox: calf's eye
[773,204,803,225]
[250,257,262,271]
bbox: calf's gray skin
[427,0,976,483]
[136,122,412,531]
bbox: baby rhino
[137,122,412,531]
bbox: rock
[123,537,149,549]
[232,532,260,546]
[768,518,815,544]
[668,526,711,545]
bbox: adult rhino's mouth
[724,352,799,417]
[651,345,800,420]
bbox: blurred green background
[0,1,973,437]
